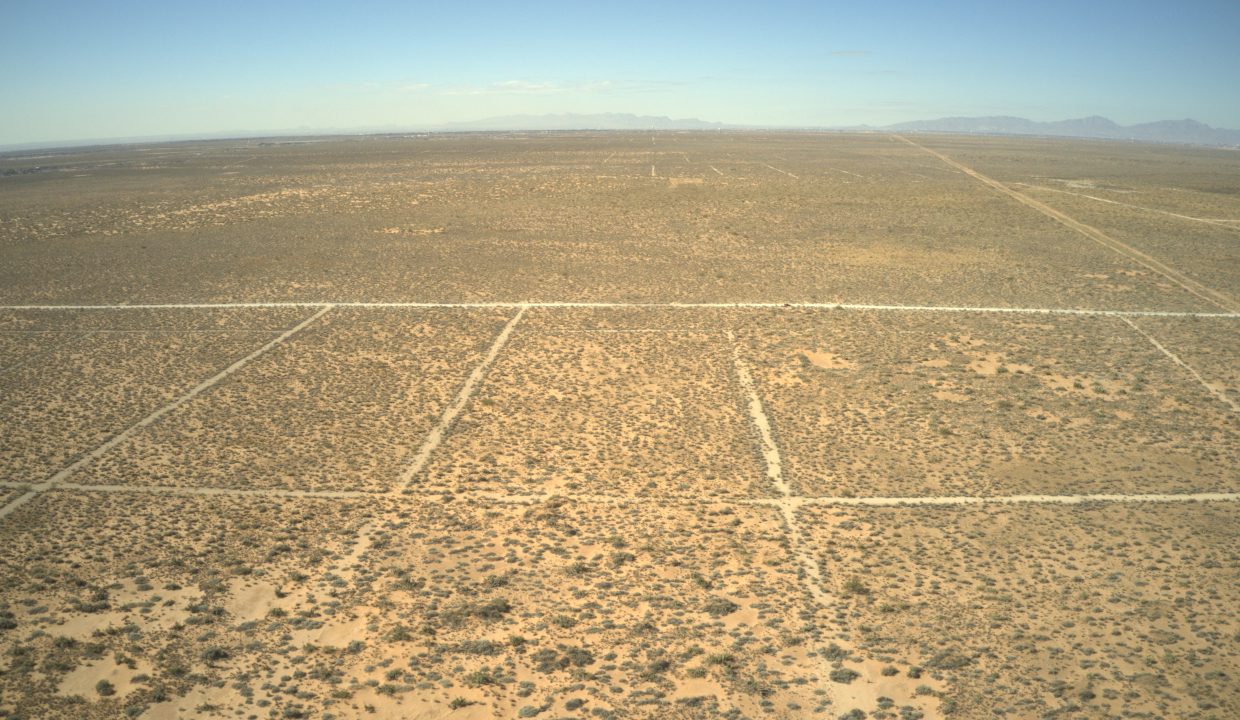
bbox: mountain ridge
[878,115,1240,147]
[6,114,1239,154]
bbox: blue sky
[2,0,1239,145]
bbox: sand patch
[672,676,729,700]
[830,656,943,718]
[50,580,202,638]
[933,390,970,403]
[342,688,479,720]
[58,656,154,700]
[222,578,294,623]
[798,348,855,370]
[964,352,1031,376]
[291,610,374,648]
[1041,373,1129,400]
[965,351,1004,375]
[377,226,445,236]
[144,685,240,719]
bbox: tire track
[893,134,1240,313]
[727,330,828,605]
[394,306,526,490]
[1120,316,1239,413]
[40,305,333,489]
[1015,183,1240,230]
[3,301,1235,318]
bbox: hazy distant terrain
[881,115,1240,147]
[1,132,1238,719]
[8,113,1240,154]
[440,113,732,131]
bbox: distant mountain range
[445,113,1240,147]
[6,113,1239,154]
[439,113,730,131]
[876,115,1240,147]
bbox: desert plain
[0,132,1238,719]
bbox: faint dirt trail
[6,301,1235,318]
[54,482,369,499]
[316,306,528,589]
[726,330,829,606]
[0,306,333,522]
[893,134,1240,313]
[1120,316,1239,413]
[726,330,946,716]
[1015,182,1240,230]
[826,166,865,179]
[394,306,526,491]
[42,485,1231,506]
[0,492,40,520]
[762,163,799,179]
[782,491,1240,507]
[454,490,680,506]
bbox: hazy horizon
[3,0,1239,147]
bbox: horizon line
[5,113,1240,154]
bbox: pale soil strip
[726,331,879,706]
[53,482,367,499]
[894,134,1240,313]
[1016,183,1240,229]
[709,165,725,176]
[770,492,1240,507]
[451,491,692,506]
[762,163,800,179]
[602,152,616,164]
[727,331,787,496]
[826,167,865,178]
[727,330,830,606]
[12,482,1239,512]
[5,301,1236,318]
[1121,316,1239,413]
[0,329,283,334]
[0,491,41,521]
[393,306,526,491]
[34,305,333,490]
[320,308,528,587]
[650,164,656,177]
[544,328,713,334]
[409,488,1240,507]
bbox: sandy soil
[1,133,1237,719]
